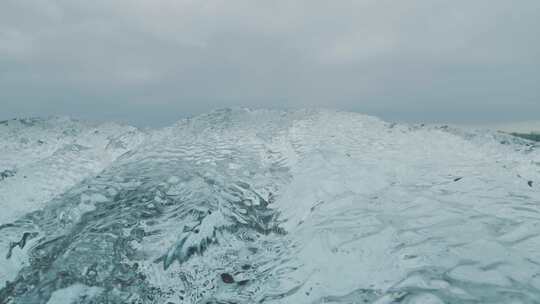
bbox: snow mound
[1,109,540,303]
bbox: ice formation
[1,110,539,303]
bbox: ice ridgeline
[1,109,540,304]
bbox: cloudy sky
[1,0,539,126]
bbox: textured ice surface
[0,117,146,288]
[46,284,103,304]
[1,110,540,303]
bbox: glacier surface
[1,110,540,303]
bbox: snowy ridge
[1,109,540,303]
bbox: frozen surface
[46,284,103,304]
[0,117,146,287]
[1,110,540,303]
[0,117,146,224]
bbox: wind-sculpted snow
[1,109,540,303]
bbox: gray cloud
[1,0,539,126]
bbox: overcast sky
[1,0,539,127]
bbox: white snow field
[1,109,540,304]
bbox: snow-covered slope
[0,117,147,288]
[0,117,147,224]
[1,110,539,304]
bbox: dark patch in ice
[220,273,235,284]
[0,169,16,181]
[6,232,38,259]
